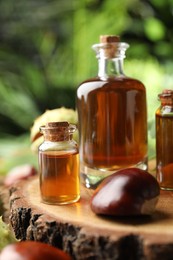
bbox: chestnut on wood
[91,168,160,216]
[4,164,37,187]
[0,241,72,260]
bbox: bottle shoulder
[77,76,145,94]
[78,75,145,85]
[156,106,173,117]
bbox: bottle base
[41,195,80,205]
[80,160,148,189]
[160,186,173,191]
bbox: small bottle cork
[161,89,173,96]
[158,89,173,106]
[100,35,120,43]
[46,122,69,128]
[43,122,70,141]
[99,35,120,58]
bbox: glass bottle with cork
[38,121,80,204]
[76,35,148,188]
[156,89,173,190]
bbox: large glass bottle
[76,35,148,188]
[156,89,173,190]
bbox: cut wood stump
[9,170,173,260]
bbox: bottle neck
[98,57,125,79]
[92,42,128,80]
[160,98,173,107]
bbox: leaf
[144,17,165,41]
[0,134,37,176]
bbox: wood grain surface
[9,169,173,260]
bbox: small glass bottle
[76,35,148,188]
[38,121,80,204]
[156,89,173,190]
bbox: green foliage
[0,134,37,175]
[72,0,134,83]
[144,17,165,41]
[0,0,173,165]
[0,217,17,249]
[125,58,164,159]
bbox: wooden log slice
[0,177,11,223]
[9,174,173,260]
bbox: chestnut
[91,168,160,216]
[4,164,37,187]
[0,241,72,260]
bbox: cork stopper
[40,121,73,142]
[100,35,120,43]
[46,122,69,128]
[99,35,120,59]
[160,89,173,97]
[158,89,173,106]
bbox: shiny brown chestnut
[0,241,72,260]
[91,168,160,216]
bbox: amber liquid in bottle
[77,77,147,186]
[39,150,80,204]
[156,114,173,190]
[77,36,148,188]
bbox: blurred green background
[0,0,173,174]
